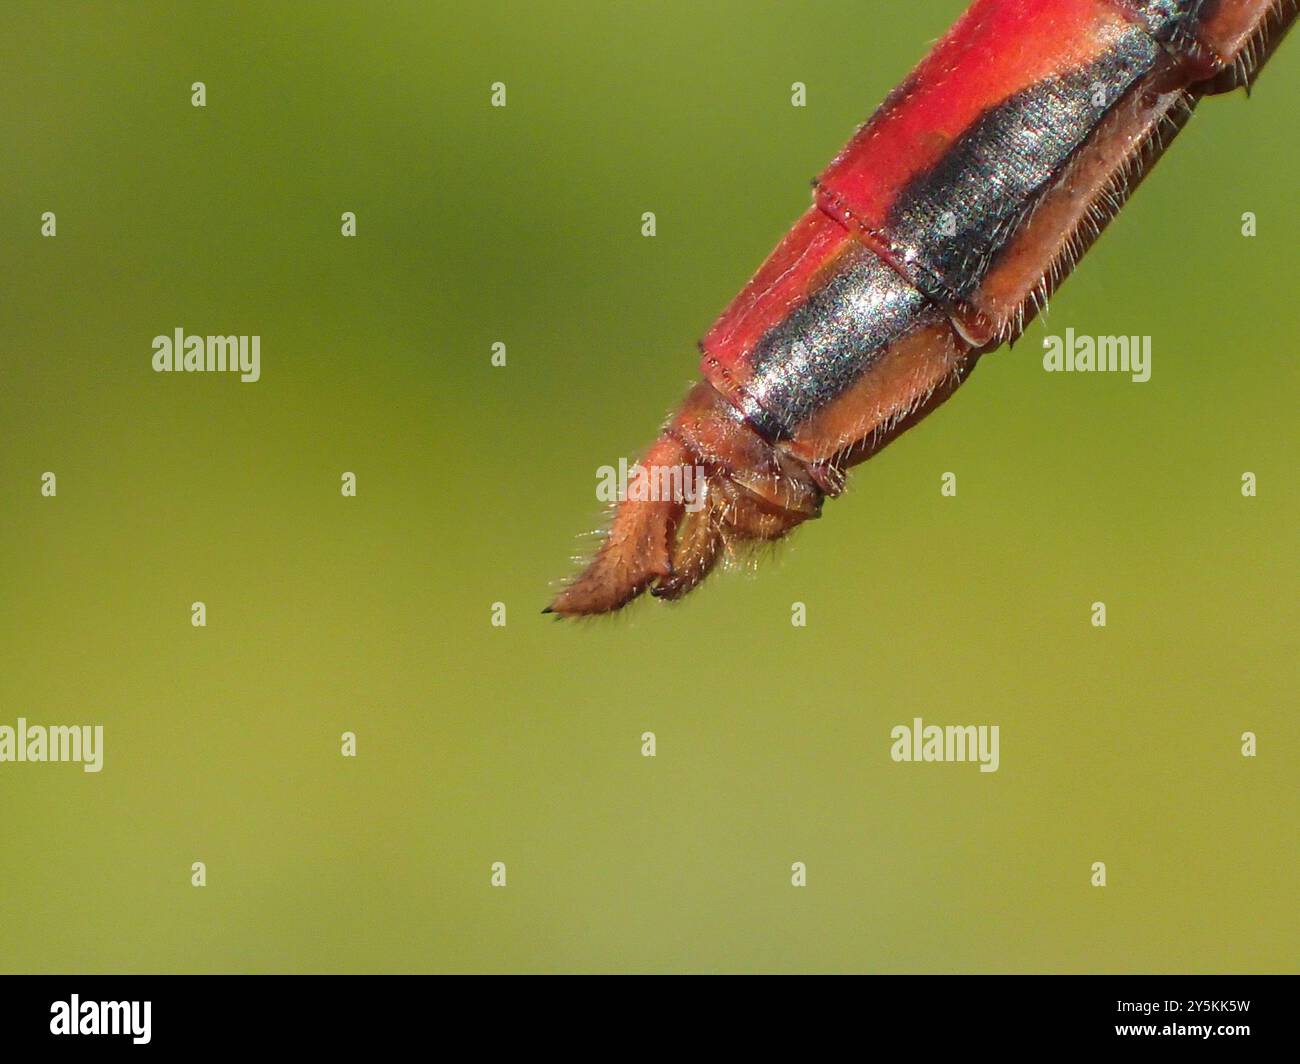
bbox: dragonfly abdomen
[549,0,1295,615]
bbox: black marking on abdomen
[884,25,1161,304]
[741,245,938,439]
[1117,1,1215,52]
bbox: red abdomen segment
[814,0,1158,332]
[700,0,1295,469]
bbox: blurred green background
[0,1,1295,973]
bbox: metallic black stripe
[1120,0,1213,45]
[885,26,1161,303]
[741,245,936,438]
[1119,0,1221,73]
